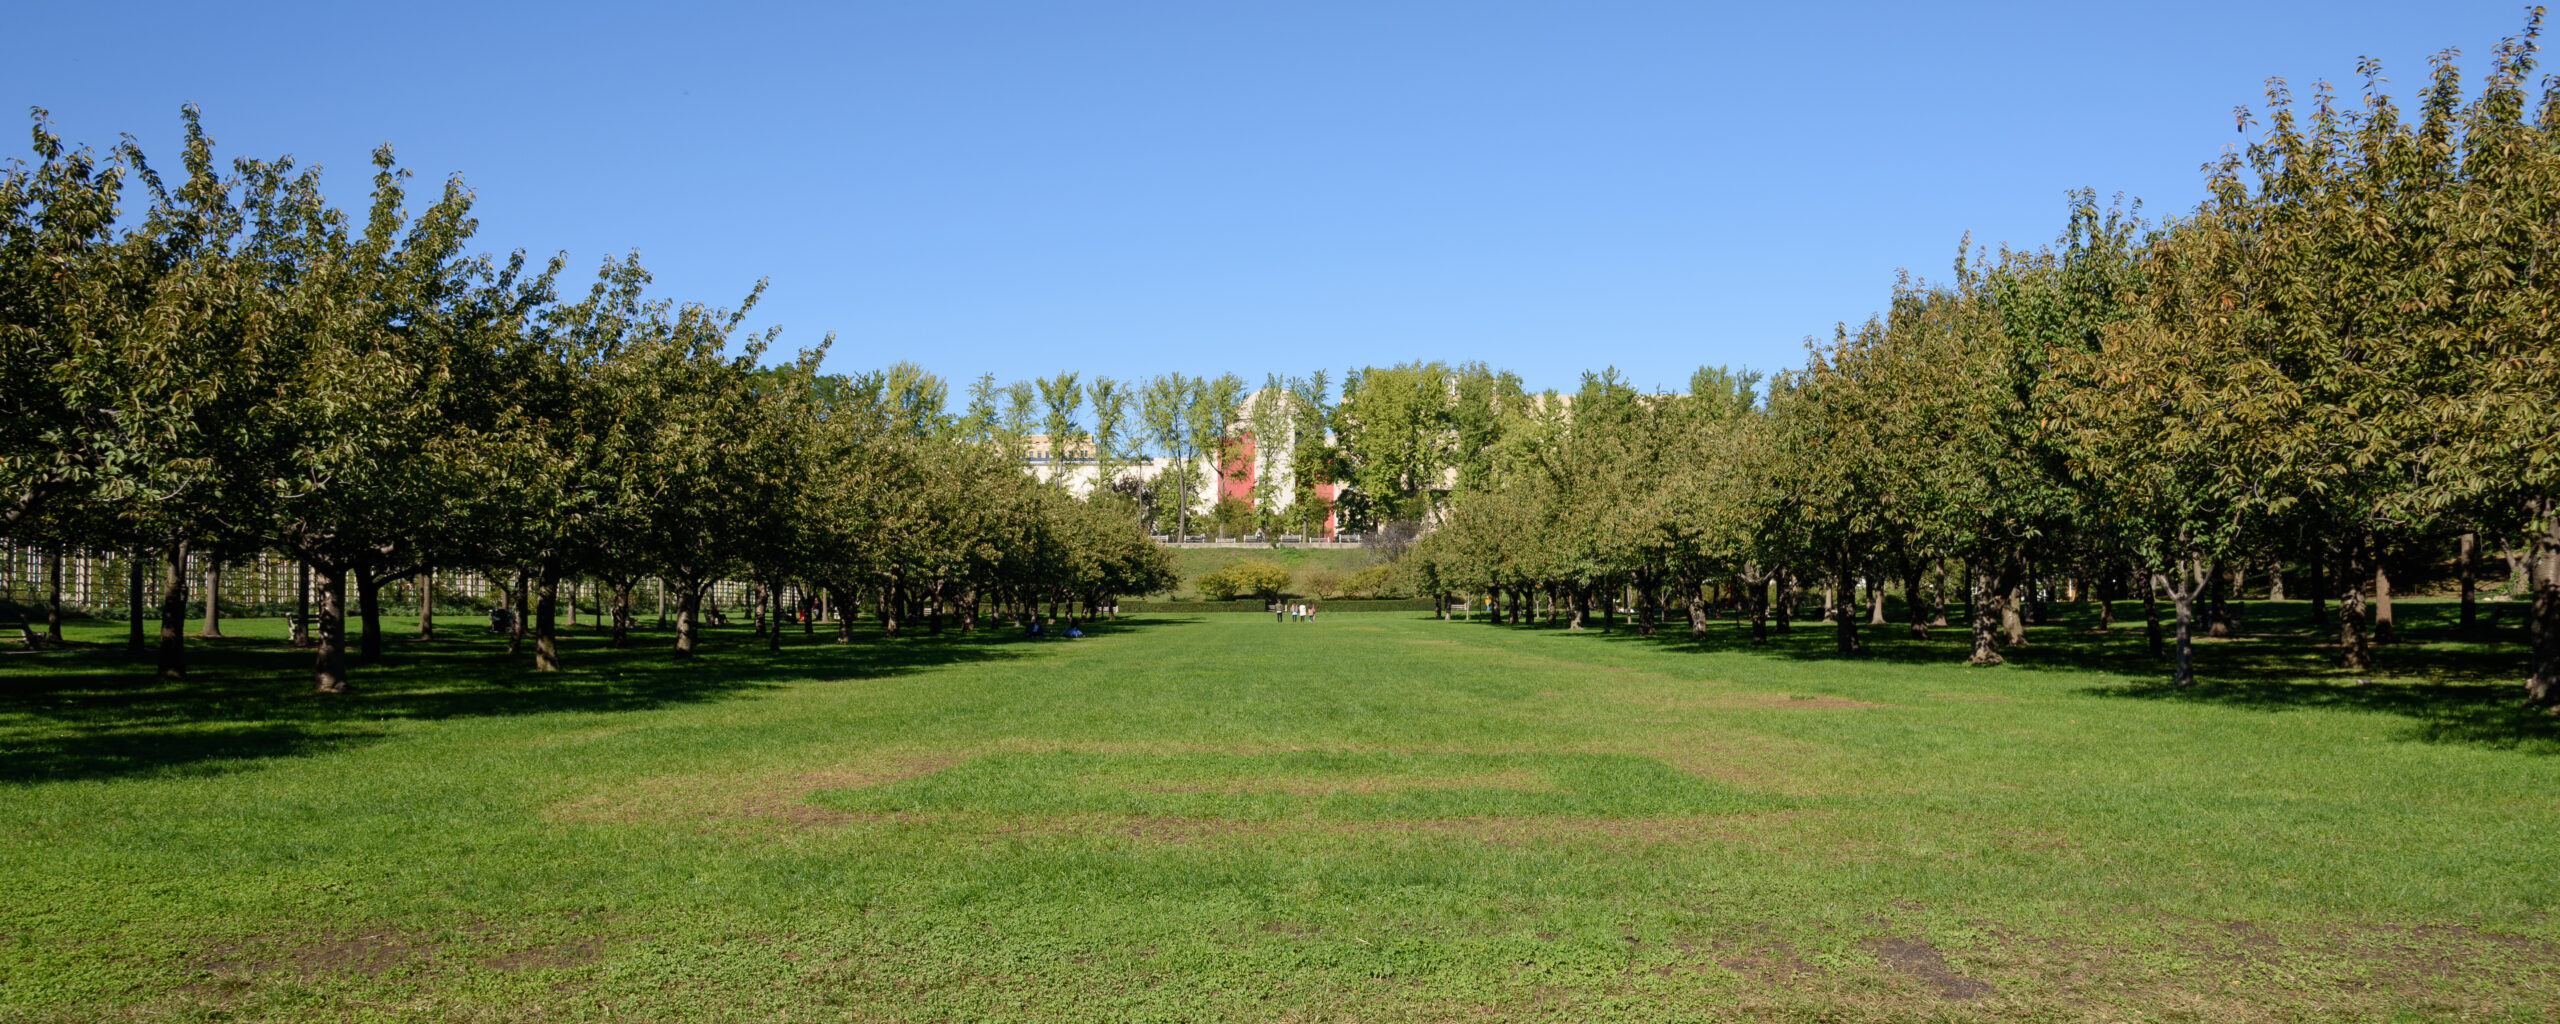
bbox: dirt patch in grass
[1863,935,1994,1000]
[996,809,1812,849]
[480,938,603,971]
[1128,768,1555,795]
[188,927,435,982]
[549,753,962,827]
[1635,732,1843,795]
[1617,691,1889,710]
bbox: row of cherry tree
[1402,24,2560,703]
[2,108,1173,692]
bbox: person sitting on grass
[1065,617,1083,638]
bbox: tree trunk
[1966,560,2002,666]
[2373,565,2396,644]
[512,570,530,656]
[565,578,580,628]
[1834,563,1861,655]
[2268,564,2286,601]
[2204,560,2232,639]
[156,540,188,679]
[126,546,145,650]
[313,563,350,693]
[609,581,633,648]
[674,583,702,657]
[1568,584,1588,631]
[2339,543,2372,671]
[44,550,63,644]
[2165,566,2198,687]
[292,560,311,648]
[1903,562,1928,639]
[1929,561,1951,628]
[2143,572,2163,659]
[657,577,668,629]
[2528,499,2560,710]
[2306,552,2328,625]
[418,567,436,639]
[2000,583,2026,647]
[1867,575,1887,626]
[1774,571,1795,633]
[2459,531,2479,632]
[357,565,384,665]
[1751,574,1770,644]
[768,578,783,652]
[196,561,221,637]
[1682,574,1707,640]
[534,564,562,671]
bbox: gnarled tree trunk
[313,564,351,693]
[1967,559,2004,666]
[534,564,562,671]
[674,582,703,657]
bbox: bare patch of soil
[480,939,602,971]
[1618,692,1888,710]
[1637,732,1841,795]
[189,927,434,981]
[549,753,961,827]
[1128,768,1554,796]
[1862,935,1994,1000]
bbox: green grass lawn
[1,601,2553,1022]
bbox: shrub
[1298,568,1343,600]
[1197,560,1293,601]
[1338,562,1404,599]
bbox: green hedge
[1119,597,1439,614]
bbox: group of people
[1026,615,1084,639]
[1273,602,1317,624]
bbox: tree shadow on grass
[1449,601,2552,753]
[0,618,1173,785]
[2088,676,2560,754]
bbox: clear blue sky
[6,1,2540,394]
